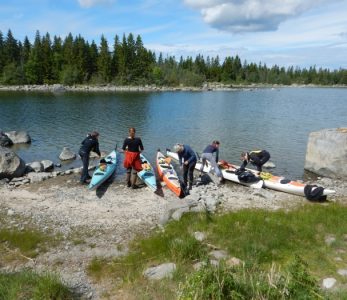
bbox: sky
[0,0,346,69]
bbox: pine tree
[97,35,111,82]
[25,30,43,84]
[4,29,20,65]
[41,32,53,83]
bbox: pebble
[322,278,336,289]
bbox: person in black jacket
[79,131,101,184]
[240,150,270,174]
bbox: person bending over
[174,143,197,190]
[79,131,101,184]
[200,140,224,184]
[240,150,270,173]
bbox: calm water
[0,88,346,179]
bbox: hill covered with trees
[0,29,346,86]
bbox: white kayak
[166,150,263,189]
[217,160,336,197]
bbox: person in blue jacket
[174,143,197,190]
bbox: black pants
[253,150,270,172]
[183,162,196,187]
[79,151,90,182]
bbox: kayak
[218,160,336,197]
[88,150,117,190]
[156,151,183,197]
[166,150,263,189]
[138,153,157,192]
[259,173,336,197]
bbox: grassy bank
[87,203,347,299]
[0,270,75,300]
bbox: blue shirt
[203,144,219,162]
[178,144,197,166]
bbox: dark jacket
[241,150,270,171]
[203,144,219,163]
[178,144,197,166]
[79,135,100,156]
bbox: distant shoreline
[0,83,346,93]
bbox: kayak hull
[166,150,263,189]
[88,150,117,190]
[157,151,182,197]
[138,153,157,192]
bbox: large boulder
[41,160,54,172]
[0,147,26,179]
[305,128,347,178]
[27,161,44,173]
[59,147,76,161]
[5,131,31,144]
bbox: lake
[0,87,346,179]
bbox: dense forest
[0,29,346,86]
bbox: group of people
[78,128,271,189]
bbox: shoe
[80,180,88,185]
[127,181,131,187]
[188,185,193,191]
[86,175,92,179]
[131,185,139,189]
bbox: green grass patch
[0,270,75,300]
[86,203,347,299]
[0,227,54,260]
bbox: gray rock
[59,147,76,161]
[51,84,66,92]
[41,160,54,172]
[337,269,347,277]
[7,209,15,216]
[305,128,347,178]
[193,261,205,271]
[226,257,243,267]
[322,277,336,289]
[171,207,190,221]
[5,131,31,144]
[28,161,43,173]
[10,176,25,182]
[0,147,26,179]
[159,213,170,226]
[209,250,228,260]
[325,235,336,246]
[263,161,276,169]
[27,172,50,183]
[143,263,176,280]
[194,231,206,242]
[0,178,9,185]
[167,200,190,217]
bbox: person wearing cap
[122,127,144,188]
[174,143,197,190]
[240,149,270,174]
[79,131,101,184]
[200,140,223,183]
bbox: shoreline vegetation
[0,83,346,93]
[0,30,347,88]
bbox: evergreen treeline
[0,29,346,86]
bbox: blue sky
[0,0,346,69]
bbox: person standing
[79,131,101,184]
[240,150,270,173]
[200,140,224,183]
[122,127,144,188]
[173,143,197,190]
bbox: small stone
[226,257,243,267]
[337,269,347,277]
[7,209,15,216]
[143,263,176,280]
[325,235,336,246]
[209,250,228,260]
[194,231,206,242]
[322,278,336,289]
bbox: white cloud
[183,0,330,33]
[78,0,114,8]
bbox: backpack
[236,170,258,183]
[304,184,326,201]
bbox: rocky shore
[1,83,346,93]
[1,168,346,298]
